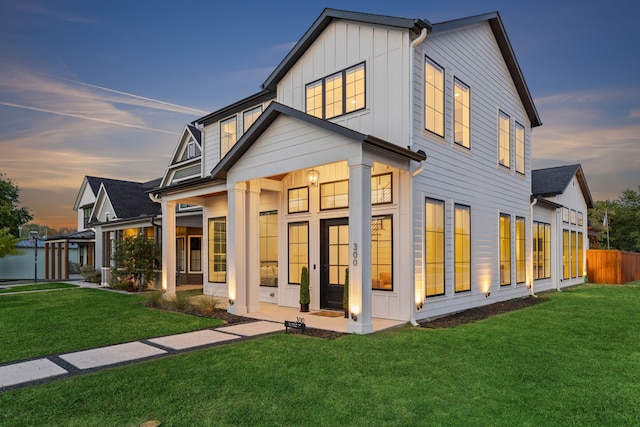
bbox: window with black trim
[288,187,309,213]
[189,236,202,273]
[500,213,511,286]
[455,204,471,292]
[371,215,393,291]
[454,78,470,148]
[220,116,237,158]
[515,122,525,174]
[426,198,445,297]
[305,63,365,119]
[424,57,444,137]
[208,217,226,283]
[288,221,309,284]
[498,111,510,168]
[372,173,392,205]
[320,180,349,210]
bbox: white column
[228,183,247,314]
[162,199,177,297]
[348,158,374,334]
[246,180,261,313]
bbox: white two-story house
[149,8,590,334]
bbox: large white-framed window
[578,232,584,277]
[305,63,365,120]
[500,213,511,286]
[371,215,393,291]
[424,57,444,137]
[571,230,577,278]
[533,221,551,280]
[454,78,470,149]
[425,198,445,297]
[188,236,202,273]
[498,111,510,168]
[516,216,526,284]
[515,122,525,174]
[288,222,309,285]
[220,116,237,158]
[455,204,471,292]
[243,106,263,133]
[563,229,570,280]
[208,217,227,283]
[260,211,278,287]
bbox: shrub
[110,235,160,292]
[79,264,101,283]
[146,290,164,308]
[300,266,310,305]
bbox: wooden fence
[586,250,640,284]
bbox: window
[288,187,309,213]
[498,111,510,168]
[578,212,584,226]
[372,215,393,291]
[515,122,525,174]
[570,210,577,225]
[176,237,185,272]
[260,211,278,287]
[208,218,226,283]
[533,221,551,280]
[425,198,445,297]
[320,180,349,210]
[500,214,511,286]
[516,217,526,283]
[424,57,444,137]
[562,207,569,223]
[578,232,584,276]
[454,78,470,148]
[83,205,93,228]
[189,236,202,272]
[455,204,471,292]
[562,230,570,280]
[187,141,196,159]
[288,222,309,284]
[305,63,365,119]
[220,116,237,158]
[571,231,577,278]
[243,106,262,133]
[372,173,392,205]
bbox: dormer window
[187,141,196,159]
[305,63,365,119]
[220,116,237,158]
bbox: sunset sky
[1,0,639,229]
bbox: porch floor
[245,303,407,334]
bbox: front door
[320,218,349,310]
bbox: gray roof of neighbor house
[98,178,162,219]
[532,164,594,208]
[46,229,95,242]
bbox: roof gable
[532,164,594,208]
[91,179,161,223]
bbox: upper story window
[562,207,569,223]
[424,57,444,137]
[220,116,237,158]
[83,205,93,228]
[578,212,584,226]
[515,122,525,174]
[453,78,470,148]
[187,141,196,159]
[305,63,365,120]
[498,111,510,168]
[320,180,349,210]
[288,187,309,214]
[372,173,392,205]
[243,106,263,133]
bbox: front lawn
[1,284,639,426]
[0,283,77,294]
[0,288,221,363]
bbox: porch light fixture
[485,291,491,298]
[228,298,235,306]
[350,312,358,322]
[307,169,319,187]
[416,301,424,311]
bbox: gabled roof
[46,229,95,242]
[211,102,427,180]
[193,89,276,126]
[94,178,161,221]
[262,8,431,91]
[431,11,541,128]
[532,164,594,208]
[186,124,201,145]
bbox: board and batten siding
[277,20,411,147]
[412,21,533,319]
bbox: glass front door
[320,218,349,310]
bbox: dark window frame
[305,62,366,120]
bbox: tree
[0,173,33,258]
[589,186,640,252]
[110,235,160,291]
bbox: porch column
[162,199,177,297]
[348,158,374,334]
[49,244,55,280]
[246,180,261,313]
[88,242,95,267]
[227,182,247,314]
[45,243,50,280]
[56,242,62,280]
[64,241,69,280]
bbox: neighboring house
[0,239,78,281]
[531,164,593,292]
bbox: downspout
[409,27,428,327]
[529,197,538,297]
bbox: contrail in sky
[0,101,179,135]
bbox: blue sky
[1,0,639,228]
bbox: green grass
[1,284,639,426]
[0,283,77,294]
[0,288,222,363]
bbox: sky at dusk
[1,0,639,229]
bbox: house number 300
[352,243,358,266]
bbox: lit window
[260,211,278,287]
[578,212,584,226]
[425,198,445,297]
[371,216,393,291]
[515,123,525,174]
[189,236,202,273]
[454,78,470,148]
[320,180,349,210]
[305,63,366,119]
[424,57,444,137]
[288,187,309,214]
[571,231,577,278]
[516,217,526,283]
[562,208,569,223]
[570,210,577,225]
[288,222,309,284]
[533,221,551,280]
[500,214,511,286]
[499,111,510,168]
[220,116,237,158]
[208,217,226,283]
[455,204,471,292]
[578,232,584,276]
[372,173,392,205]
[176,237,185,272]
[563,230,570,280]
[243,106,263,133]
